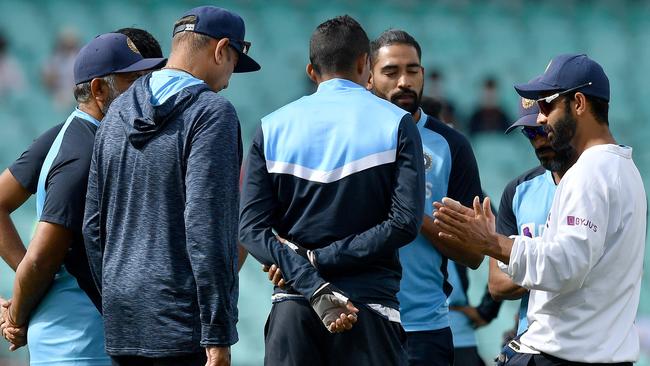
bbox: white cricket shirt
[499,144,647,363]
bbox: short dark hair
[586,95,609,125]
[115,27,163,58]
[563,93,609,125]
[171,16,213,53]
[370,29,421,66]
[309,15,369,75]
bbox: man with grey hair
[84,6,260,366]
[0,32,164,365]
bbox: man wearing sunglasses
[83,6,260,366]
[432,54,645,365]
[488,94,575,362]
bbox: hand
[449,305,488,328]
[0,300,26,351]
[310,283,359,333]
[433,196,496,255]
[262,264,287,289]
[205,346,230,366]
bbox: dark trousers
[111,352,207,366]
[499,352,633,366]
[264,300,407,366]
[405,327,454,366]
[454,346,485,366]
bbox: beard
[100,84,120,116]
[542,102,577,173]
[389,86,423,115]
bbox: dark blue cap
[173,6,260,73]
[506,76,542,134]
[514,54,609,102]
[74,33,166,85]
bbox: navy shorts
[264,300,407,366]
[404,327,454,366]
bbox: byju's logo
[566,215,598,232]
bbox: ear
[306,64,319,84]
[574,92,588,116]
[356,53,369,75]
[90,78,108,103]
[213,38,230,66]
[366,69,373,90]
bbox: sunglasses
[521,125,547,140]
[536,82,592,116]
[230,39,251,54]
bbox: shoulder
[424,116,470,146]
[510,165,547,187]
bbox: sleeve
[311,114,425,273]
[475,285,502,322]
[503,169,609,293]
[39,152,91,230]
[446,135,483,207]
[82,146,103,294]
[238,127,327,298]
[8,123,63,194]
[496,180,518,236]
[184,102,241,346]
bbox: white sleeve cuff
[497,235,521,277]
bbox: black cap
[173,6,261,73]
[73,33,166,85]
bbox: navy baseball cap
[173,6,261,73]
[505,97,541,134]
[74,33,166,85]
[514,54,609,102]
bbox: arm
[311,115,425,273]
[0,170,29,271]
[431,131,486,269]
[475,284,503,322]
[420,215,483,269]
[82,149,103,293]
[185,103,241,347]
[237,243,248,272]
[489,258,527,300]
[239,127,326,298]
[8,222,72,326]
[489,182,527,300]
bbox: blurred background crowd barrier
[0,0,648,364]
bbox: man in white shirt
[432,53,646,365]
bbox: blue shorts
[27,268,110,365]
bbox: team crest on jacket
[423,152,432,171]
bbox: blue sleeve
[311,114,425,273]
[238,127,327,299]
[83,145,103,294]
[184,101,240,346]
[446,133,483,207]
[496,180,518,236]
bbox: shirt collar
[414,108,428,126]
[316,78,366,93]
[72,108,101,127]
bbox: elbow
[395,212,422,244]
[487,284,508,302]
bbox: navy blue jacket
[83,75,240,356]
[239,78,425,309]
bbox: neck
[412,108,422,123]
[317,71,364,87]
[572,119,616,156]
[77,102,103,121]
[165,53,207,83]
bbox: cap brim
[505,114,539,134]
[115,57,167,74]
[514,80,558,100]
[234,53,261,73]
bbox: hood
[115,74,210,149]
